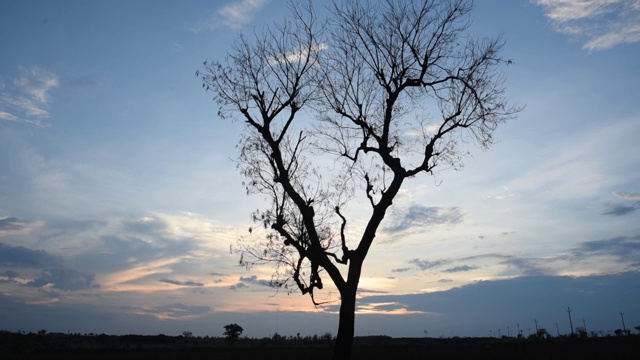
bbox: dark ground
[2,332,638,360]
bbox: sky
[1,0,639,339]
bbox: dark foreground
[2,333,638,360]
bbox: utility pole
[517,323,521,337]
[566,307,574,334]
[582,319,587,334]
[556,322,560,337]
[534,319,539,332]
[619,312,626,333]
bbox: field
[2,332,639,360]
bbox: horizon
[1,0,639,340]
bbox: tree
[198,0,519,358]
[223,323,243,345]
[575,326,588,339]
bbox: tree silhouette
[223,323,244,346]
[198,0,519,358]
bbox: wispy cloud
[407,253,551,277]
[0,67,59,126]
[613,191,640,200]
[0,242,97,291]
[532,0,640,50]
[604,191,640,215]
[571,235,640,265]
[383,205,463,234]
[187,0,268,32]
[603,203,639,215]
[0,217,43,237]
[147,302,211,320]
[159,278,204,287]
[409,258,448,271]
[27,267,96,291]
[443,265,479,273]
[240,275,272,287]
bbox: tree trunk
[332,285,357,360]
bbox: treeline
[0,329,336,354]
[1,329,639,359]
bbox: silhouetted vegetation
[1,330,638,359]
[223,323,243,346]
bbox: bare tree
[198,1,520,358]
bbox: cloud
[0,213,239,301]
[404,234,640,278]
[229,282,248,291]
[150,303,211,320]
[159,278,204,287]
[187,0,267,32]
[532,0,640,50]
[0,270,20,284]
[383,205,463,234]
[0,217,43,237]
[603,203,638,216]
[408,258,448,271]
[0,66,59,126]
[443,265,479,273]
[27,267,97,291]
[1,270,20,278]
[71,215,201,276]
[355,301,424,314]
[572,235,640,263]
[497,256,549,276]
[228,275,273,291]
[354,271,640,336]
[614,191,640,200]
[357,288,389,295]
[0,238,96,291]
[407,253,550,276]
[0,242,59,267]
[239,275,272,287]
[605,191,640,215]
[0,217,29,232]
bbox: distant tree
[575,326,587,339]
[199,0,519,358]
[635,325,640,334]
[530,328,550,340]
[223,323,244,345]
[37,329,47,336]
[182,331,193,338]
[321,332,334,343]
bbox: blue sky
[1,0,639,338]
